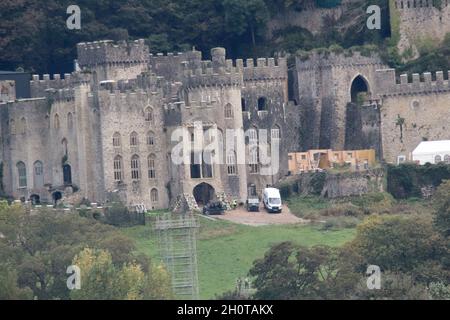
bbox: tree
[348,215,442,273]
[222,0,270,55]
[0,202,171,299]
[433,179,450,237]
[249,242,358,299]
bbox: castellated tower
[173,47,249,203]
[76,39,150,81]
[294,50,388,156]
[392,0,450,59]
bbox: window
[148,154,156,179]
[241,98,247,112]
[17,162,27,188]
[249,147,259,173]
[113,132,121,147]
[130,132,138,146]
[435,155,442,163]
[257,97,267,111]
[145,107,154,122]
[248,128,258,144]
[226,151,237,175]
[271,126,280,140]
[68,112,73,130]
[301,155,307,160]
[224,103,233,118]
[131,155,140,180]
[113,156,123,182]
[20,117,26,134]
[33,161,44,188]
[147,131,155,146]
[444,155,450,164]
[151,188,158,203]
[62,138,68,156]
[10,119,15,134]
[54,114,60,129]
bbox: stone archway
[350,75,370,103]
[193,182,215,206]
[30,194,40,205]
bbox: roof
[412,140,450,155]
[0,71,24,74]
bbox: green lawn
[123,216,355,299]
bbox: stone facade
[2,38,449,210]
[393,0,450,59]
[293,50,450,165]
[0,40,292,210]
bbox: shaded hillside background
[0,0,448,74]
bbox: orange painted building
[288,149,376,174]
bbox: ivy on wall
[387,163,450,199]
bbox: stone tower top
[76,39,149,69]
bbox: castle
[0,40,293,209]
[1,36,449,209]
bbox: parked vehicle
[246,197,260,212]
[202,201,225,215]
[263,188,282,213]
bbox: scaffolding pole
[154,214,199,299]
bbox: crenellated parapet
[240,57,287,82]
[376,68,450,96]
[296,50,385,71]
[76,39,149,69]
[30,72,91,98]
[181,48,243,89]
[393,0,449,10]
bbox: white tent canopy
[412,140,450,164]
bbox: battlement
[30,72,91,98]
[376,68,450,96]
[182,48,243,88]
[393,0,449,10]
[296,50,385,71]
[241,57,287,81]
[77,39,149,68]
[182,47,286,88]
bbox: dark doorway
[52,191,62,206]
[193,183,215,206]
[350,75,369,103]
[63,164,72,185]
[30,194,40,205]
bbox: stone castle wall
[393,0,450,59]
[376,68,450,163]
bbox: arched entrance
[52,191,62,206]
[30,194,40,205]
[193,183,215,206]
[63,164,72,185]
[350,75,369,103]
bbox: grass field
[123,216,356,299]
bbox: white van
[263,188,282,213]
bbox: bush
[387,163,450,199]
[104,202,133,227]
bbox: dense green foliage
[124,216,355,299]
[0,201,172,299]
[249,212,449,299]
[0,0,390,74]
[387,163,450,199]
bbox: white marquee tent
[411,140,450,165]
